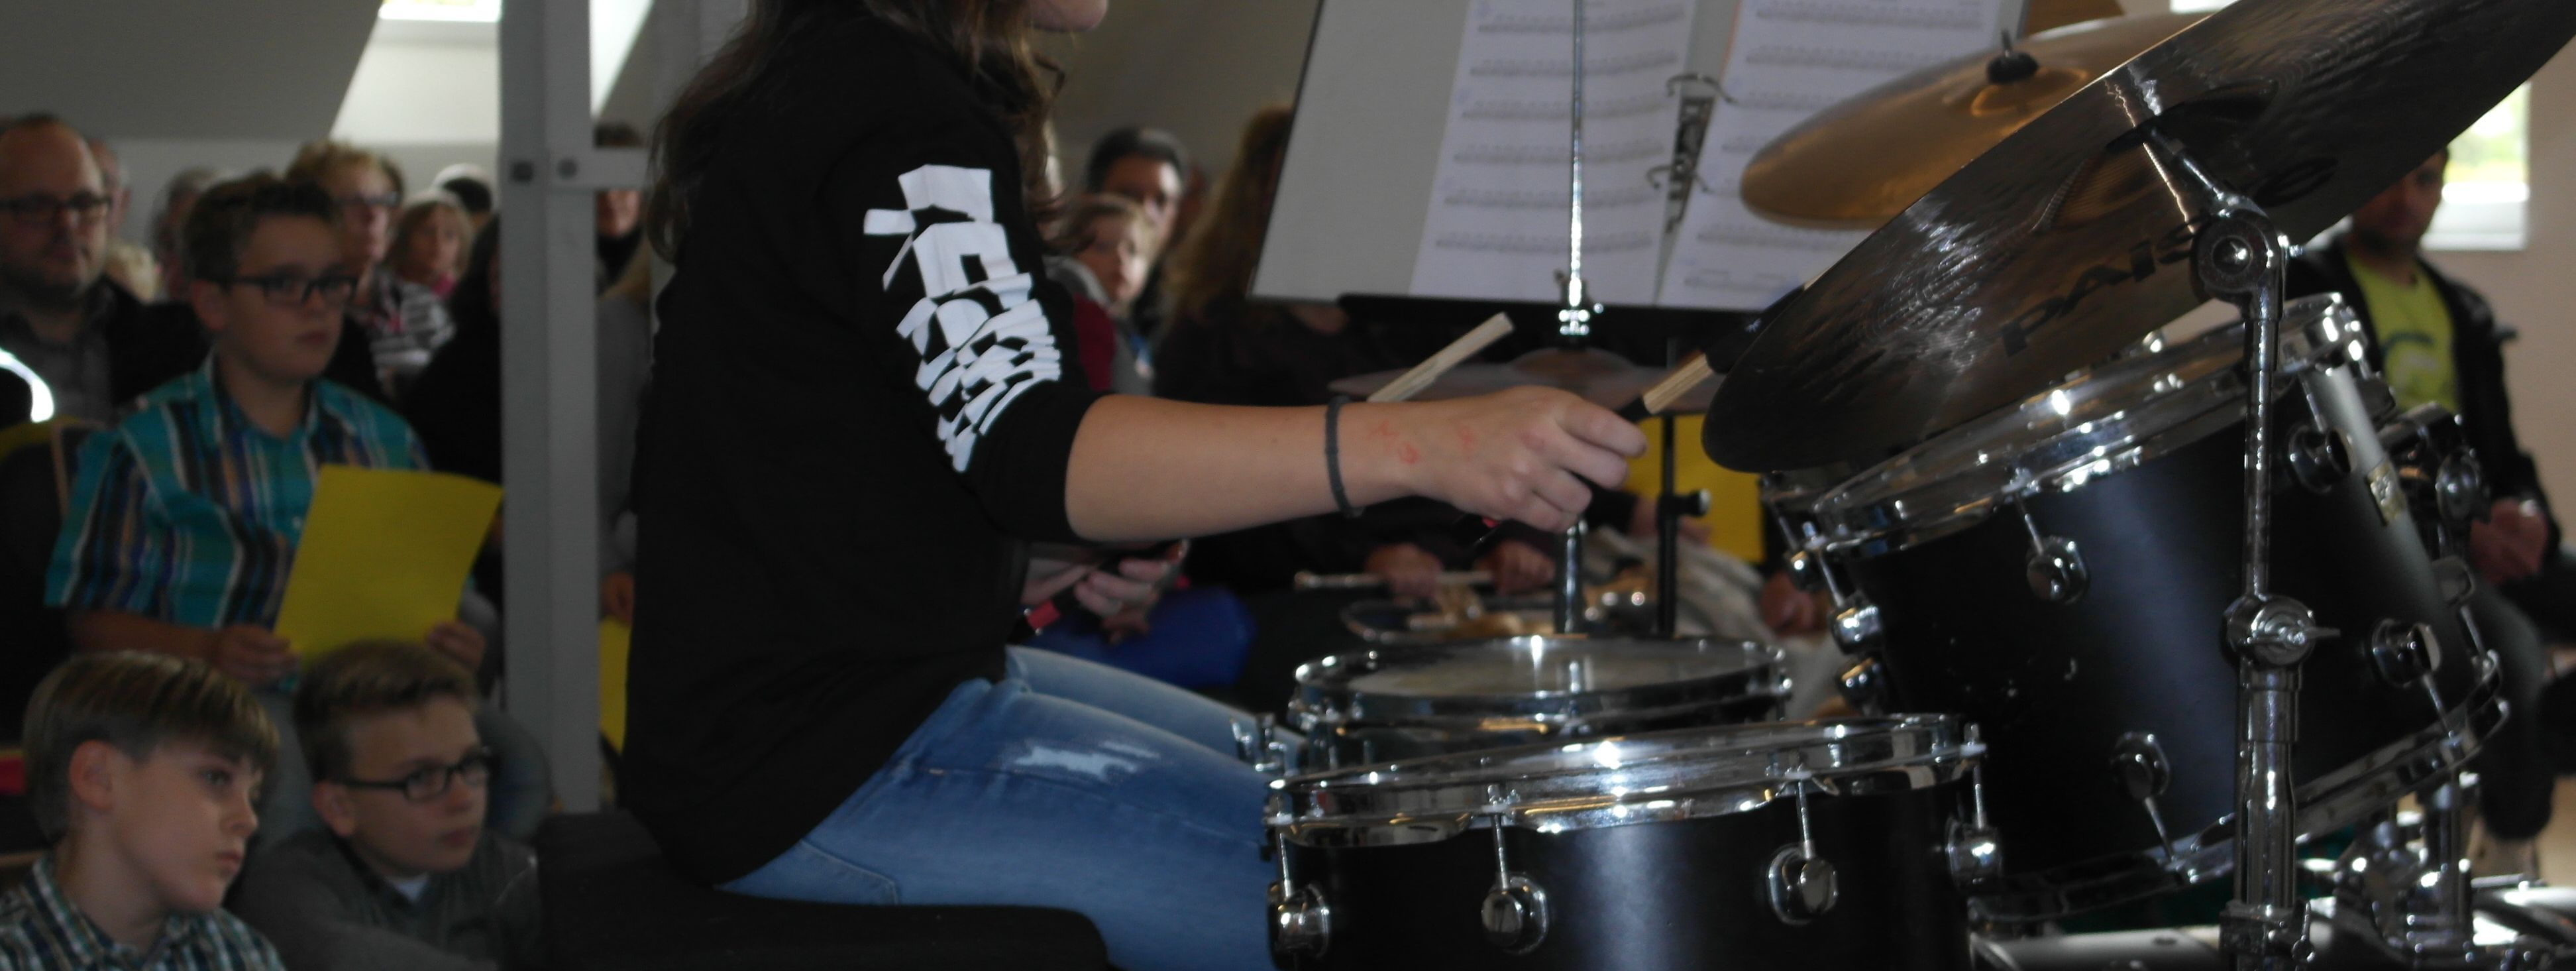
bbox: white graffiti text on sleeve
[863,164,1061,471]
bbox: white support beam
[498,0,607,812]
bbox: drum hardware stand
[1480,821,1552,952]
[2143,128,2329,971]
[2111,732,2184,871]
[1766,785,1841,923]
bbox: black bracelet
[1326,395,1360,518]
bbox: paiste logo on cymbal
[1994,154,2339,357]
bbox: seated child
[44,174,549,846]
[0,652,284,968]
[233,641,539,970]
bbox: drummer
[1154,106,1690,602]
[625,3,1646,970]
[2288,148,2571,864]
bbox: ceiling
[0,0,379,139]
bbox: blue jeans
[721,648,1278,971]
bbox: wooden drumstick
[1295,569,1494,591]
[1367,314,1516,404]
[1632,353,1715,418]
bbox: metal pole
[1656,411,1680,638]
[1556,520,1587,634]
[2148,133,2317,971]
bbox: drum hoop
[1964,648,2505,921]
[1291,638,1788,726]
[1269,715,1980,847]
[1802,294,2361,557]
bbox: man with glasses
[0,114,206,422]
[44,174,551,848]
[233,640,541,970]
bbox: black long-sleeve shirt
[626,16,1100,884]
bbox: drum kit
[1242,0,2576,968]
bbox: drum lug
[1837,656,1886,713]
[2012,505,2087,604]
[1830,598,1883,652]
[1267,882,1333,961]
[2432,556,2479,610]
[1947,727,2004,885]
[1265,824,1332,961]
[1232,714,1292,775]
[1785,548,1826,593]
[1478,824,1550,953]
[2365,619,2443,688]
[1766,787,1839,924]
[2287,423,2355,494]
[2111,732,2182,868]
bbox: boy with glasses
[232,641,540,970]
[0,651,286,969]
[44,173,549,849]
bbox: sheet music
[1409,0,1695,306]
[1657,0,2013,311]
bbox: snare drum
[1792,294,2505,921]
[1289,636,1785,768]
[1266,717,1985,970]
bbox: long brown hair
[645,0,1061,261]
[1165,105,1295,325]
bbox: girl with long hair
[627,3,1644,967]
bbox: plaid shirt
[0,855,284,970]
[44,359,426,629]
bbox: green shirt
[2345,253,2459,414]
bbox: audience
[390,197,469,300]
[0,115,205,424]
[233,641,542,970]
[286,141,453,400]
[594,244,653,626]
[150,167,227,298]
[403,218,506,486]
[431,165,495,247]
[1044,194,1157,396]
[1082,126,1190,339]
[593,122,645,294]
[42,174,549,848]
[83,137,160,304]
[0,652,285,969]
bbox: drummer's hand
[1389,388,1646,533]
[1760,571,1823,637]
[1479,540,1556,596]
[1073,555,1170,622]
[2472,498,2551,585]
[1023,555,1095,606]
[1364,543,1444,601]
[1623,494,1709,544]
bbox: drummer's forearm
[1063,396,1428,543]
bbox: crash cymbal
[1330,348,1718,412]
[2023,0,2129,35]
[1702,0,2576,472]
[1743,15,2202,227]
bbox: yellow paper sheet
[272,466,502,659]
[600,618,631,752]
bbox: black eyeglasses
[0,193,111,225]
[338,748,494,803]
[333,192,402,213]
[209,271,361,308]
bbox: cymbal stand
[1554,0,1605,635]
[2147,129,2324,971]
